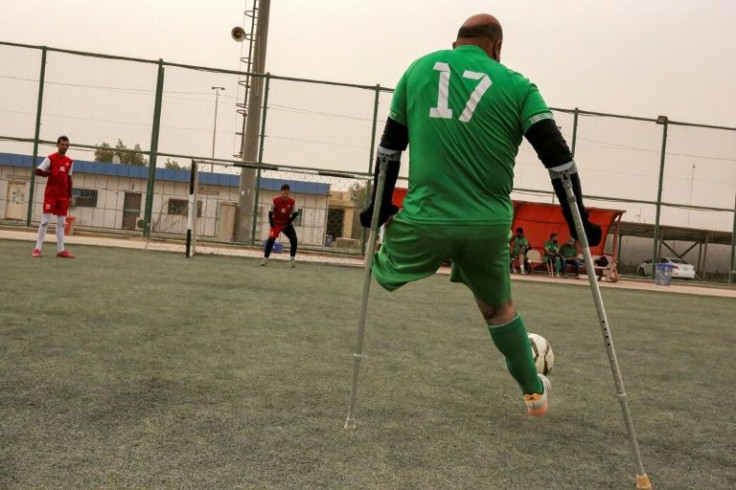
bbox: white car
[636,257,696,279]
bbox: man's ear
[452,41,457,49]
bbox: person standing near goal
[32,135,75,259]
[360,13,601,416]
[261,184,300,267]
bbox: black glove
[580,220,602,247]
[551,170,602,247]
[360,204,399,229]
[285,212,299,227]
[554,196,602,246]
[557,203,602,247]
[269,219,275,227]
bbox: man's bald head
[453,14,503,61]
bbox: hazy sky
[3,0,735,127]
[2,1,734,232]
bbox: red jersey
[271,196,297,225]
[39,153,73,199]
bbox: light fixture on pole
[211,86,226,171]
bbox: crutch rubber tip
[344,418,357,430]
[636,474,652,490]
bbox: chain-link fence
[0,41,734,278]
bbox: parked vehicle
[637,257,696,279]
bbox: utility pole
[211,86,225,172]
[234,0,271,243]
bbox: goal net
[186,158,372,257]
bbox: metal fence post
[653,116,669,267]
[143,59,165,237]
[571,107,579,157]
[26,46,47,226]
[250,73,271,246]
[730,193,736,285]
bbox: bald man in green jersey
[360,13,601,417]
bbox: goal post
[187,157,373,257]
[185,159,199,258]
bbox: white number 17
[429,62,492,123]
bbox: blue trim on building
[0,152,330,196]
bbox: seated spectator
[543,233,561,277]
[509,227,531,274]
[559,238,580,278]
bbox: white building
[0,152,341,247]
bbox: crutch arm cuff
[360,148,401,228]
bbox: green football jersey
[389,45,553,225]
[559,243,578,259]
[511,236,529,255]
[544,240,560,257]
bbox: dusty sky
[3,0,734,127]
[2,0,735,231]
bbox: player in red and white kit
[33,135,75,258]
[261,184,300,267]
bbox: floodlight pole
[235,0,271,244]
[211,86,225,172]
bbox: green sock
[488,314,543,395]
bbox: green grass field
[1,239,734,489]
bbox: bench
[526,252,619,282]
[579,255,619,282]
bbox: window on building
[168,199,202,217]
[71,188,98,207]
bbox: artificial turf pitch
[1,240,734,489]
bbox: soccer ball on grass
[528,333,554,375]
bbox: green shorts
[372,219,512,307]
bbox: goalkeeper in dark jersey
[361,13,601,417]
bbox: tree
[94,139,147,166]
[164,158,187,170]
[94,142,114,163]
[349,180,371,207]
[117,140,147,166]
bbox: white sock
[56,215,66,252]
[36,214,51,250]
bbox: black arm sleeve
[525,119,602,246]
[360,157,400,228]
[372,117,406,208]
[358,118,407,228]
[268,211,274,227]
[379,117,409,152]
[524,118,572,169]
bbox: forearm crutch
[559,170,652,490]
[344,157,389,430]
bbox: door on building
[122,192,142,230]
[326,207,345,243]
[5,182,27,220]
